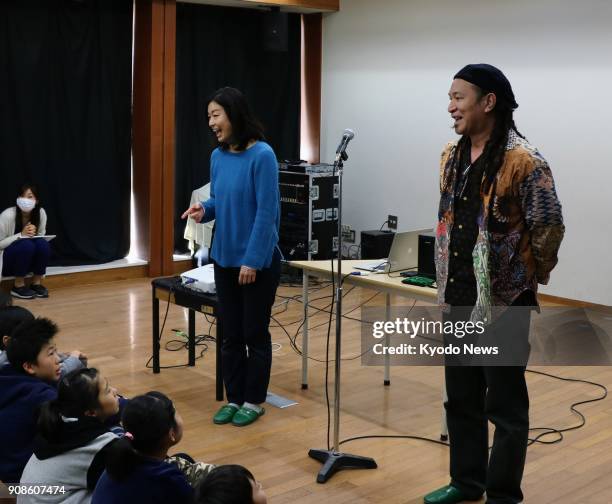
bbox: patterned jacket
[166,455,215,487]
[435,129,565,323]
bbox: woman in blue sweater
[182,87,280,427]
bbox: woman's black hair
[195,465,256,504]
[15,183,41,234]
[104,391,177,480]
[207,87,265,151]
[38,368,102,440]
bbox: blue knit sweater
[202,142,279,270]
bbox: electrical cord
[342,243,361,259]
[163,330,216,360]
[270,292,335,328]
[385,266,417,279]
[277,280,333,299]
[274,287,352,361]
[146,285,217,370]
[336,369,608,450]
[281,269,357,354]
[324,256,335,450]
[275,273,418,361]
[285,287,356,360]
[340,434,450,448]
[524,369,608,446]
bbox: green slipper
[423,485,478,504]
[231,406,265,427]
[213,404,239,425]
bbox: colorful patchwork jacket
[435,129,565,323]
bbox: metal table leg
[152,286,160,374]
[440,382,449,441]
[384,293,391,386]
[188,309,196,366]
[302,272,309,389]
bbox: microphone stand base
[308,448,377,483]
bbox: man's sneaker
[11,286,36,299]
[30,284,49,298]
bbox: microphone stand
[308,148,377,483]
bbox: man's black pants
[444,298,532,504]
[214,252,280,406]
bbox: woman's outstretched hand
[181,203,205,223]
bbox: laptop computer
[355,228,433,273]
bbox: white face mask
[16,197,36,213]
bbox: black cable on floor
[336,370,608,451]
[524,369,608,446]
[340,434,449,448]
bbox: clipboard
[24,235,56,241]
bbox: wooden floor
[11,278,612,503]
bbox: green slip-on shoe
[231,406,265,427]
[424,485,480,504]
[213,404,239,425]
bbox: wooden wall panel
[133,0,176,278]
[149,0,167,277]
[132,0,154,269]
[302,13,322,163]
[161,1,177,275]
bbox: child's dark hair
[6,317,57,371]
[195,465,256,504]
[0,306,34,348]
[0,291,12,309]
[38,368,102,440]
[15,183,42,233]
[105,391,177,480]
[208,87,265,151]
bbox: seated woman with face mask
[0,184,50,299]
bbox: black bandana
[454,63,518,109]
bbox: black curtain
[174,3,301,253]
[0,0,133,265]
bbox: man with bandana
[424,64,565,504]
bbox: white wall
[321,0,612,305]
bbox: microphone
[335,128,355,163]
